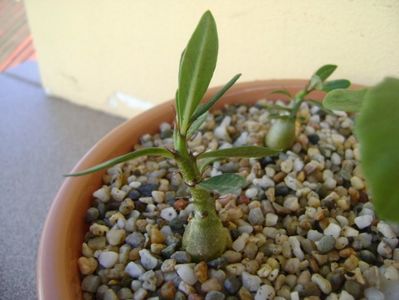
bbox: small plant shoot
[265,65,351,150]
[324,78,399,223]
[66,11,279,260]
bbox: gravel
[78,101,399,299]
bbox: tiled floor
[0,62,124,299]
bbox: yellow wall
[25,0,399,118]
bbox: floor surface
[0,61,124,300]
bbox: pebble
[248,207,264,225]
[161,207,178,221]
[283,196,299,211]
[111,187,127,201]
[205,291,225,300]
[350,176,364,190]
[223,251,242,263]
[232,233,249,252]
[81,275,101,293]
[159,281,176,300]
[324,223,341,238]
[139,270,157,291]
[255,284,275,300]
[151,227,165,244]
[78,257,98,275]
[161,259,176,273]
[118,287,134,299]
[245,187,258,199]
[241,271,261,292]
[133,288,148,300]
[284,258,300,274]
[202,278,222,292]
[106,228,125,246]
[125,261,145,278]
[171,251,191,263]
[126,232,145,248]
[364,287,384,300]
[176,264,197,285]
[354,215,373,229]
[93,186,111,202]
[311,273,332,294]
[224,276,242,294]
[195,261,208,283]
[139,249,158,270]
[98,251,118,268]
[265,213,278,226]
[377,221,396,238]
[316,235,336,254]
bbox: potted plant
[37,10,399,300]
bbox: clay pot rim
[37,79,362,299]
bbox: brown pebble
[201,278,222,292]
[174,199,188,211]
[238,286,252,300]
[159,281,176,300]
[273,171,286,183]
[244,259,259,274]
[150,227,165,244]
[188,294,203,300]
[339,248,356,258]
[78,257,98,275]
[136,219,147,232]
[194,261,208,283]
[128,248,140,261]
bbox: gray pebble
[316,235,336,254]
[171,251,191,263]
[205,291,226,300]
[248,207,264,225]
[242,271,261,292]
[126,232,145,248]
[81,275,101,293]
[139,249,158,270]
[224,276,242,294]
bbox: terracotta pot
[37,79,336,299]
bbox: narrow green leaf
[269,89,292,98]
[356,78,399,222]
[197,157,220,173]
[321,79,351,92]
[197,146,280,160]
[308,64,337,91]
[323,88,368,112]
[191,73,241,121]
[177,11,218,134]
[187,112,208,137]
[175,89,182,126]
[198,173,246,194]
[64,147,174,177]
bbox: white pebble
[364,287,384,300]
[324,223,341,238]
[265,213,278,226]
[111,187,127,201]
[342,226,359,237]
[253,176,274,189]
[283,196,299,211]
[288,236,305,260]
[245,187,258,199]
[311,273,332,294]
[139,249,158,270]
[339,290,354,300]
[331,153,341,165]
[307,230,323,241]
[377,222,396,239]
[232,233,249,252]
[129,181,142,189]
[354,215,373,229]
[294,158,304,172]
[384,265,399,280]
[125,262,145,278]
[242,271,261,292]
[214,116,231,140]
[255,284,275,300]
[98,251,118,268]
[160,207,177,221]
[290,291,300,300]
[280,159,293,173]
[93,186,111,202]
[175,264,197,285]
[284,175,301,191]
[351,176,365,190]
[377,240,393,258]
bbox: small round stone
[106,228,125,246]
[176,264,197,285]
[265,213,278,226]
[125,261,145,278]
[323,223,341,238]
[354,215,373,229]
[248,207,264,225]
[98,251,118,268]
[161,207,178,221]
[224,276,242,294]
[316,235,336,254]
[139,249,158,270]
[205,291,225,300]
[255,284,275,300]
[81,275,101,293]
[201,278,222,292]
[311,273,332,294]
[171,251,191,264]
[160,281,177,300]
[195,261,208,283]
[78,257,98,275]
[241,271,261,292]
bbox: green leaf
[261,104,292,112]
[177,11,218,134]
[197,157,220,173]
[323,88,368,112]
[269,89,292,98]
[198,174,246,194]
[191,73,241,121]
[308,64,337,91]
[197,146,280,160]
[356,77,399,222]
[322,79,351,92]
[64,147,174,177]
[187,112,208,137]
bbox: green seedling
[324,78,399,223]
[66,11,279,260]
[265,65,351,150]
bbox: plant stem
[174,133,230,260]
